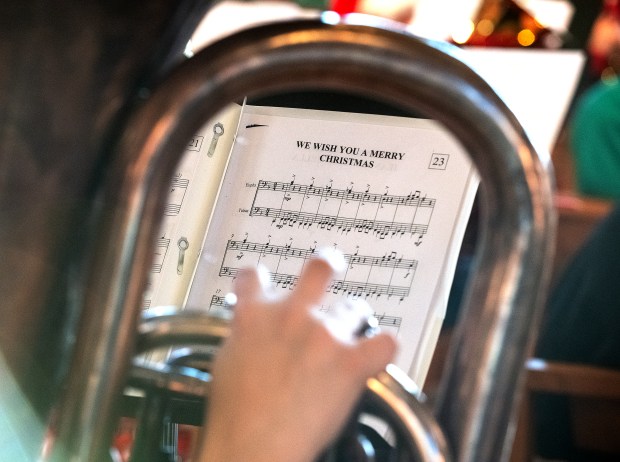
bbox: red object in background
[463,0,552,48]
[588,0,620,76]
[177,427,195,460]
[330,0,359,14]
[112,420,197,461]
[604,0,620,18]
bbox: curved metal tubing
[128,362,211,399]
[365,365,452,462]
[165,345,218,370]
[0,1,212,460]
[56,16,555,462]
[135,336,450,462]
[136,306,230,354]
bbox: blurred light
[451,19,475,44]
[517,28,536,46]
[184,39,194,58]
[476,18,494,37]
[542,32,563,49]
[321,10,341,24]
[410,0,481,41]
[357,0,415,23]
[519,0,574,33]
[224,292,238,307]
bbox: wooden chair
[511,358,620,461]
[425,190,615,458]
[552,192,613,284]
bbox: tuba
[0,2,555,461]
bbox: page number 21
[429,153,449,170]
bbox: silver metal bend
[136,307,230,354]
[365,365,452,462]
[51,17,554,462]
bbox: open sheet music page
[143,104,242,313]
[186,104,478,384]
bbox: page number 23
[429,153,449,170]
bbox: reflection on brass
[0,6,555,462]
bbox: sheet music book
[145,102,478,387]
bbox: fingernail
[317,247,347,276]
[256,264,272,291]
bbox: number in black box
[429,153,449,170]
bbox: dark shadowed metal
[0,1,213,460]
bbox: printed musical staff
[250,180,435,240]
[317,306,402,330]
[250,207,428,237]
[210,294,225,308]
[328,279,410,300]
[219,239,416,301]
[180,105,478,388]
[225,239,417,271]
[165,174,190,216]
[256,180,436,208]
[209,293,239,311]
[212,295,403,331]
[375,313,402,328]
[152,237,171,273]
[143,281,154,310]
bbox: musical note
[218,238,416,301]
[178,105,479,391]
[250,206,429,238]
[255,180,436,208]
[374,313,402,328]
[251,179,435,241]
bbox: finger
[232,265,270,303]
[318,299,376,344]
[352,333,398,378]
[292,249,345,307]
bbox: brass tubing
[52,17,554,461]
[0,1,211,459]
[134,336,449,462]
[365,365,452,462]
[128,362,211,399]
[136,307,230,354]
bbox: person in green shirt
[571,79,620,199]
